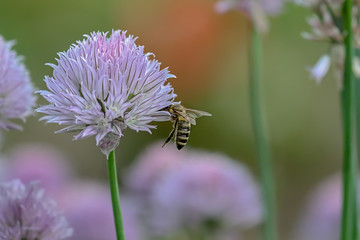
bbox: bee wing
[185,109,212,118]
[185,108,212,125]
[187,116,197,125]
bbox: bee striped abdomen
[176,119,191,150]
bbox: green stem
[354,57,360,240]
[107,150,126,240]
[249,26,278,240]
[340,0,358,238]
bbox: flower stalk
[340,0,358,238]
[107,150,126,240]
[249,26,278,240]
[36,30,177,240]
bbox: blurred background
[0,0,342,239]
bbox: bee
[162,104,212,150]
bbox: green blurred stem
[249,26,278,240]
[340,0,358,238]
[107,150,126,240]
[355,68,360,240]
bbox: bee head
[171,104,183,111]
[160,105,171,111]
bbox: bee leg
[162,128,175,148]
[162,119,178,148]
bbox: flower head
[37,30,176,156]
[306,45,360,86]
[294,175,342,240]
[57,182,143,240]
[125,141,185,195]
[5,144,71,193]
[215,0,282,15]
[298,0,360,84]
[215,0,283,33]
[146,147,262,237]
[0,35,35,131]
[0,179,72,240]
[301,4,343,42]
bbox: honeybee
[162,104,212,150]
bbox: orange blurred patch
[116,0,224,98]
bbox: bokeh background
[0,0,342,239]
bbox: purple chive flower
[5,144,71,193]
[298,0,360,84]
[215,0,283,33]
[57,182,143,240]
[305,44,360,86]
[36,30,176,156]
[294,175,342,240]
[0,179,72,240]
[0,35,35,130]
[147,147,262,237]
[125,141,185,196]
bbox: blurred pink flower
[5,144,71,193]
[215,0,282,15]
[301,4,343,42]
[0,36,35,131]
[57,182,143,240]
[0,179,72,240]
[304,45,360,86]
[148,149,262,236]
[298,0,360,84]
[3,144,144,240]
[215,0,283,32]
[294,174,342,240]
[125,142,185,195]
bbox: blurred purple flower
[305,45,360,86]
[298,0,360,84]
[148,149,262,236]
[294,175,342,240]
[0,35,35,131]
[215,0,282,15]
[5,144,71,193]
[56,182,143,240]
[37,30,176,156]
[301,4,343,42]
[125,141,185,195]
[215,0,283,32]
[0,179,72,240]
